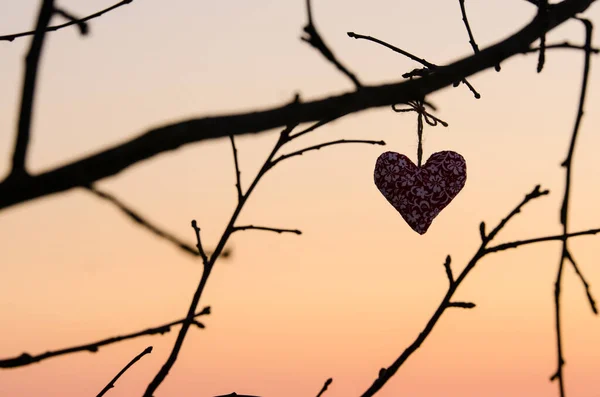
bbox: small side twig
[458,0,480,54]
[96,346,152,397]
[271,139,385,166]
[0,306,210,369]
[230,135,243,201]
[565,250,598,314]
[85,185,199,257]
[447,302,476,309]
[316,378,333,397]
[233,225,302,235]
[191,220,209,264]
[53,7,88,35]
[443,255,454,287]
[302,0,361,88]
[347,31,481,98]
[0,0,134,42]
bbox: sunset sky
[1,1,600,396]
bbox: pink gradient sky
[1,1,600,396]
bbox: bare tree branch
[360,185,550,397]
[0,0,593,213]
[230,135,243,201]
[0,0,133,42]
[271,139,385,166]
[86,185,199,257]
[458,0,480,54]
[0,307,209,369]
[10,0,55,177]
[316,378,333,397]
[551,18,595,395]
[302,0,361,88]
[53,7,88,35]
[348,31,480,98]
[96,346,152,397]
[232,225,302,235]
[485,228,600,253]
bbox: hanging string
[392,99,448,167]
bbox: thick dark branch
[232,225,302,235]
[272,139,385,166]
[96,346,152,397]
[0,306,209,369]
[86,185,199,257]
[0,0,133,42]
[316,378,333,397]
[0,0,594,212]
[10,0,55,176]
[302,0,361,88]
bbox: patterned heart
[374,151,467,234]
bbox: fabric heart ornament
[374,151,467,234]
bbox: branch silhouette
[10,0,55,177]
[0,0,133,42]
[0,306,209,369]
[96,346,152,397]
[360,185,557,396]
[0,0,594,212]
[143,124,384,395]
[550,17,597,397]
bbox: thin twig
[526,41,600,53]
[302,0,361,88]
[233,225,302,234]
[347,31,481,97]
[271,139,385,166]
[458,0,480,54]
[96,346,152,397]
[191,220,209,264]
[289,118,336,141]
[10,0,55,176]
[0,0,134,42]
[230,135,243,201]
[551,18,595,396]
[85,185,199,257]
[316,378,333,397]
[0,307,209,369]
[485,228,600,253]
[565,250,598,314]
[360,185,550,397]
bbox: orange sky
[1,1,600,396]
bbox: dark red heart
[374,151,467,234]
